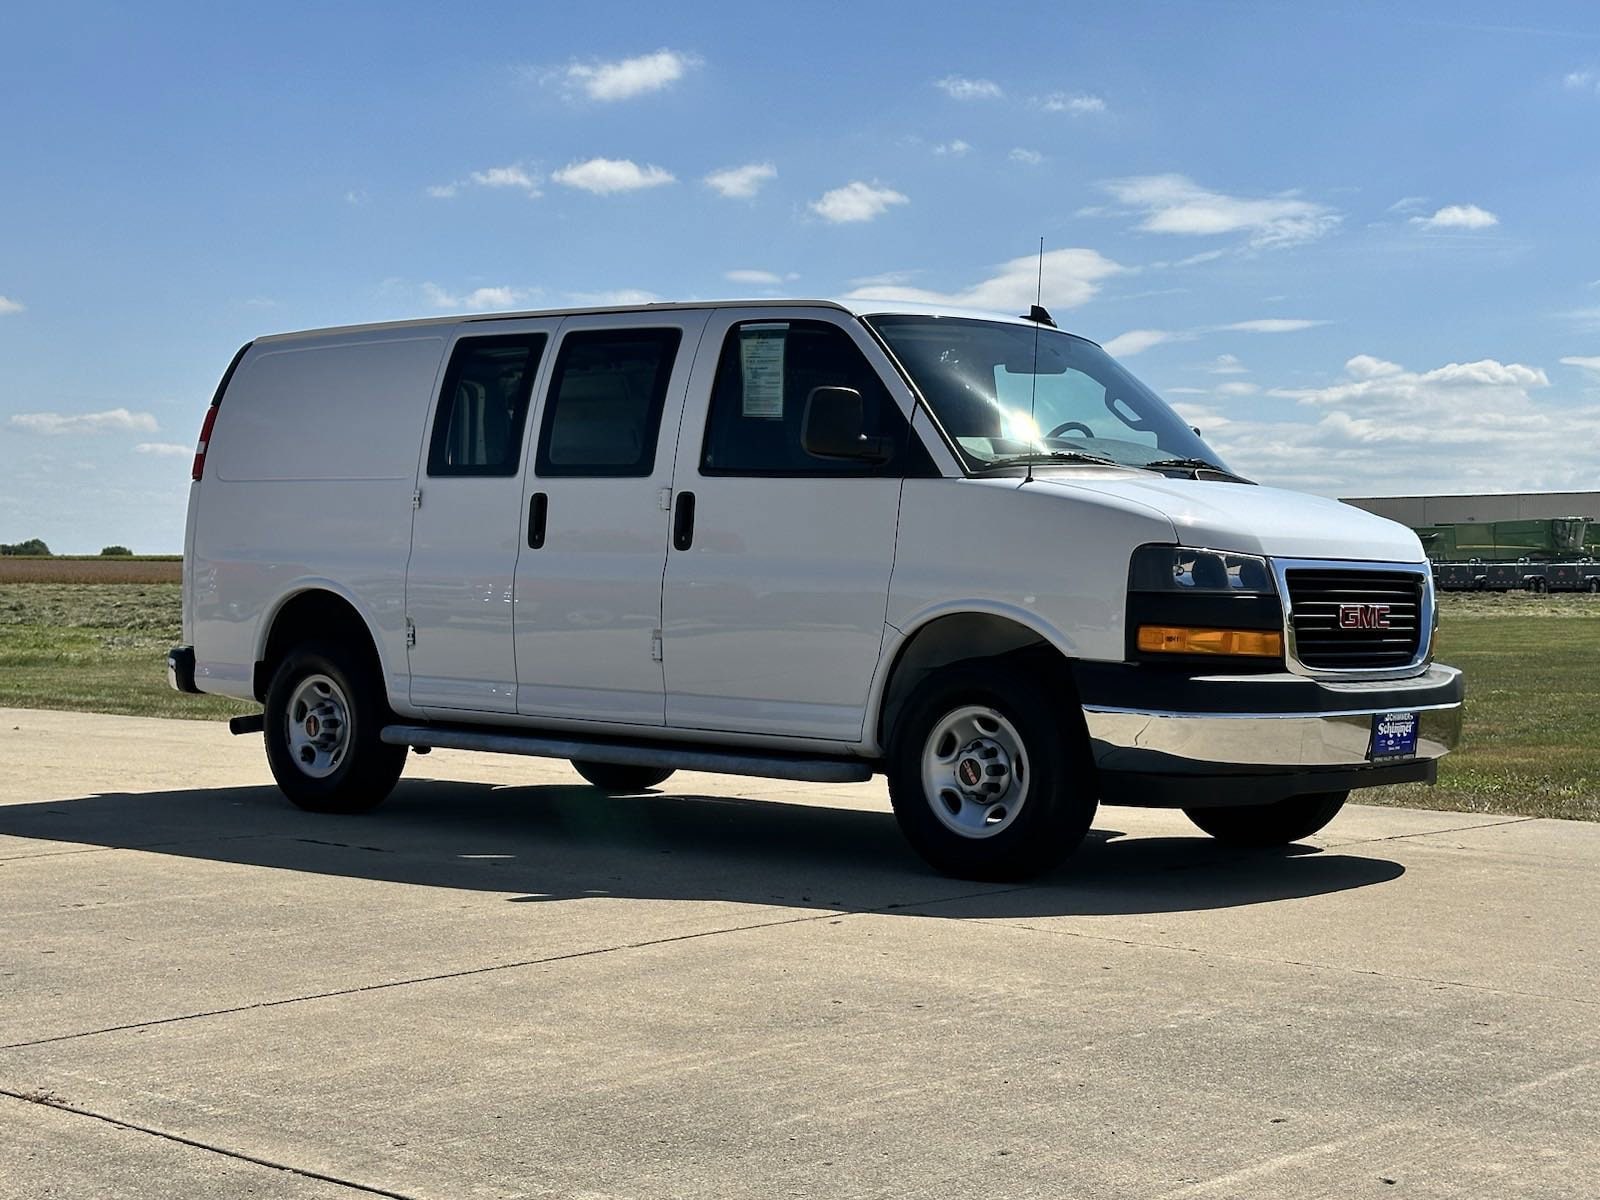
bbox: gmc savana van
[170,299,1462,879]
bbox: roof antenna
[1025,237,1045,485]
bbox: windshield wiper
[975,450,1122,472]
[1140,457,1253,483]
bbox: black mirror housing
[801,386,891,462]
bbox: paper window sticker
[739,323,787,419]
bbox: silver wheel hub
[285,674,351,779]
[921,705,1030,839]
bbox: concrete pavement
[1,706,1596,1198]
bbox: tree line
[0,540,134,556]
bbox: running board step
[379,724,874,784]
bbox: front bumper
[1076,661,1463,808]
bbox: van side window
[700,320,918,475]
[535,328,682,477]
[427,335,546,476]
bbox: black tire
[571,761,675,792]
[1183,790,1348,847]
[264,640,406,814]
[886,659,1098,881]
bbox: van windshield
[866,315,1236,477]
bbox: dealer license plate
[1370,711,1419,762]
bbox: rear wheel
[264,641,406,814]
[1183,791,1348,847]
[887,660,1098,880]
[571,761,675,792]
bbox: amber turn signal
[1137,625,1283,657]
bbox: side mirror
[801,387,891,462]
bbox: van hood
[1030,473,1425,563]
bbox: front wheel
[264,641,406,814]
[571,761,675,792]
[887,661,1098,880]
[1183,791,1348,847]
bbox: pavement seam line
[0,885,1021,1051]
[0,1087,424,1199]
[1001,920,1600,1009]
[1325,814,1538,848]
[0,832,272,864]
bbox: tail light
[192,403,220,481]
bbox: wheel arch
[869,606,1084,757]
[253,583,389,703]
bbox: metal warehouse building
[1342,491,1600,526]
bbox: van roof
[251,298,1081,345]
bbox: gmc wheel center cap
[958,757,983,788]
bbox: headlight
[1126,545,1283,661]
[1128,545,1276,595]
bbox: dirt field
[0,557,182,584]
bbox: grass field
[0,583,250,720]
[0,582,1596,821]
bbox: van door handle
[672,491,695,551]
[528,492,548,549]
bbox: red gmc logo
[1339,603,1391,629]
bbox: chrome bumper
[1085,701,1461,771]
[1075,662,1463,807]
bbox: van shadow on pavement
[0,778,1404,918]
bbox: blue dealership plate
[1370,711,1420,762]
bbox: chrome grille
[1285,568,1426,670]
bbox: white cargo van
[170,299,1462,879]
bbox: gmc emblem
[1339,602,1391,630]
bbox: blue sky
[3,0,1598,551]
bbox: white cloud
[1042,92,1106,114]
[1218,318,1328,333]
[564,50,699,102]
[845,247,1124,312]
[135,442,192,457]
[849,269,921,288]
[1208,353,1249,375]
[471,164,540,194]
[1560,355,1600,372]
[1102,329,1172,357]
[553,158,675,195]
[1009,148,1044,166]
[936,76,1002,100]
[421,283,535,310]
[724,269,793,285]
[1563,69,1598,93]
[1100,174,1340,248]
[1387,195,1429,213]
[1201,354,1596,494]
[567,289,662,306]
[704,162,776,199]
[1214,381,1259,397]
[429,163,541,200]
[810,181,909,224]
[1345,354,1405,379]
[1410,203,1499,230]
[344,190,369,206]
[0,295,24,315]
[10,409,159,436]
[933,140,972,157]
